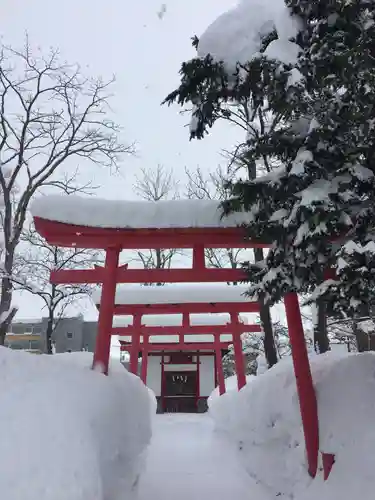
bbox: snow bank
[0,349,155,500]
[209,352,375,500]
[198,0,301,69]
[209,374,255,403]
[31,195,254,229]
[93,284,253,305]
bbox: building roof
[12,318,42,324]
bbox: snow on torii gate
[93,284,262,393]
[31,194,320,479]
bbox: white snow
[113,313,249,327]
[253,165,286,184]
[342,240,362,255]
[137,414,270,500]
[93,284,253,305]
[31,195,254,229]
[269,208,289,222]
[264,39,300,65]
[209,351,375,500]
[364,240,375,253]
[297,179,333,207]
[197,0,301,70]
[209,374,255,404]
[342,239,375,256]
[357,319,375,334]
[255,353,269,374]
[189,104,200,133]
[336,256,349,270]
[287,67,303,87]
[0,348,154,500]
[290,148,313,176]
[349,164,374,181]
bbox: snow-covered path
[137,413,269,500]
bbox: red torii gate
[94,284,261,392]
[31,195,323,480]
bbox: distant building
[5,316,98,354]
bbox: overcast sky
[2,0,288,326]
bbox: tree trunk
[253,248,278,368]
[45,314,54,354]
[313,299,330,354]
[0,249,17,345]
[155,249,163,286]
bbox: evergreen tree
[164,0,375,320]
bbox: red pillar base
[322,453,335,480]
[129,316,142,375]
[215,340,226,395]
[140,351,149,384]
[231,315,246,390]
[284,292,319,478]
[129,338,141,375]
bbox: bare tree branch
[0,39,134,342]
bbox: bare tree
[0,39,133,342]
[13,224,100,353]
[132,165,180,283]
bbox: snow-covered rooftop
[31,194,254,229]
[94,284,252,305]
[112,313,249,328]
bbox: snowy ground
[137,413,270,500]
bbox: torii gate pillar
[129,314,142,375]
[92,246,120,375]
[140,335,149,384]
[214,334,226,395]
[284,292,319,478]
[231,313,246,390]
